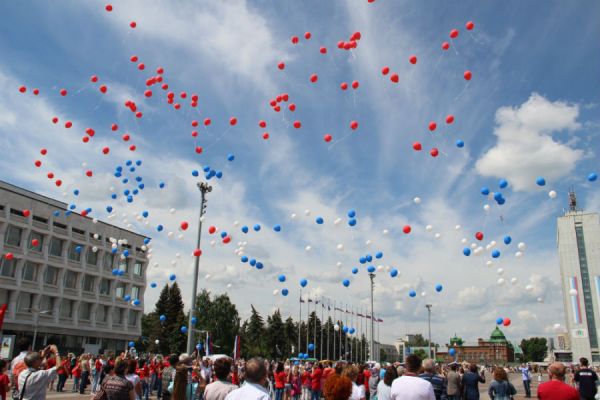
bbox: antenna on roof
[568,188,577,212]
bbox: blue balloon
[352,267,358,274]
[69,204,76,210]
[150,282,157,288]
[300,278,308,287]
[348,218,356,227]
[497,197,506,205]
[181,326,188,333]
[159,315,166,322]
[73,189,80,196]
[349,328,355,334]
[359,257,367,264]
[143,238,151,245]
[169,274,176,281]
[342,279,350,287]
[123,249,129,257]
[481,187,490,196]
[216,171,223,179]
[456,140,465,148]
[536,177,546,186]
[138,183,145,190]
[390,268,398,278]
[449,348,456,356]
[499,179,508,189]
[159,182,165,188]
[157,225,164,232]
[503,235,512,245]
[366,255,373,262]
[241,256,249,263]
[126,195,133,203]
[128,341,135,348]
[227,154,235,161]
[53,211,60,217]
[241,226,249,233]
[192,170,199,177]
[142,211,149,218]
[589,173,598,182]
[111,194,117,200]
[278,274,286,282]
[253,224,261,232]
[435,284,443,293]
[118,270,125,276]
[492,249,501,258]
[111,248,117,254]
[496,317,504,325]
[409,290,417,298]
[220,231,227,239]
[463,247,471,256]
[375,251,383,259]
[112,268,118,276]
[249,259,256,266]
[493,192,503,201]
[308,343,315,351]
[203,166,210,172]
[347,209,356,218]
[273,224,281,232]
[196,343,203,350]
[133,299,140,306]
[191,317,197,325]
[342,326,349,333]
[256,262,264,270]
[124,295,131,301]
[315,217,324,224]
[367,265,376,273]
[136,160,142,166]
[281,288,289,296]
[75,246,82,253]
[126,160,132,166]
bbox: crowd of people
[3,336,600,400]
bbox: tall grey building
[557,192,600,362]
[0,180,149,355]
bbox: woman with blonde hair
[342,365,366,400]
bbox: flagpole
[333,300,336,361]
[306,294,309,354]
[313,297,317,360]
[298,291,302,357]
[320,296,324,361]
[326,298,330,361]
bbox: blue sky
[1,0,599,347]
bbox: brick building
[437,327,515,364]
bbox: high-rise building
[557,191,600,362]
[0,181,149,356]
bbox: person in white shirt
[390,354,435,400]
[18,345,61,400]
[342,364,366,400]
[377,366,399,400]
[225,358,269,400]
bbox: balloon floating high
[435,284,443,292]
[409,290,417,298]
[342,279,350,287]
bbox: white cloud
[476,93,583,191]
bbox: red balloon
[193,249,202,257]
[130,55,138,62]
[403,225,412,234]
[65,121,73,129]
[81,210,88,217]
[156,67,164,74]
[82,136,90,143]
[23,209,31,217]
[60,89,67,96]
[450,29,459,39]
[430,148,439,157]
[130,21,137,29]
[350,121,358,130]
[47,172,54,179]
[310,73,318,83]
[409,55,417,65]
[304,32,311,40]
[204,118,212,126]
[412,142,422,151]
[111,123,118,131]
[442,42,450,50]
[351,81,359,89]
[273,106,281,112]
[18,86,26,93]
[230,117,237,126]
[129,145,136,151]
[33,89,39,95]
[282,93,289,101]
[503,318,511,327]
[293,120,302,129]
[466,21,475,30]
[180,221,189,231]
[52,117,58,124]
[324,134,332,142]
[191,120,199,127]
[446,115,455,124]
[4,253,14,261]
[85,170,93,177]
[99,85,107,93]
[278,62,285,70]
[223,236,231,244]
[34,160,42,167]
[55,179,62,187]
[390,73,399,83]
[428,121,437,131]
[340,82,348,90]
[259,120,266,128]
[195,146,203,154]
[90,75,98,83]
[288,103,296,112]
[144,90,152,97]
[122,134,130,141]
[191,131,198,138]
[262,132,270,140]
[208,226,216,234]
[352,31,362,40]
[464,70,472,81]
[381,66,390,75]
[319,47,327,54]
[31,239,39,247]
[40,148,47,155]
[102,147,110,155]
[291,36,299,44]
[337,41,344,49]
[475,232,484,241]
[105,4,113,12]
[138,63,145,71]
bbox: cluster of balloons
[495,317,511,327]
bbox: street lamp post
[187,182,212,355]
[28,309,52,350]
[425,304,432,359]
[369,273,375,362]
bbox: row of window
[0,289,138,326]
[0,258,141,298]
[3,225,144,275]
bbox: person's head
[168,354,179,367]
[396,365,405,377]
[341,364,359,383]
[24,352,43,370]
[468,363,478,373]
[276,362,284,373]
[245,357,268,385]
[334,363,344,375]
[126,359,137,374]
[323,374,353,400]
[0,359,8,374]
[580,357,589,367]
[383,366,398,386]
[138,358,146,368]
[549,363,567,381]
[16,337,32,353]
[214,357,232,380]
[493,367,508,382]
[179,353,192,367]
[405,354,422,373]
[450,363,458,371]
[422,359,435,373]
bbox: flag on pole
[233,335,241,360]
[0,304,7,331]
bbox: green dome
[489,327,508,343]
[449,334,464,346]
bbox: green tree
[166,282,187,354]
[520,337,547,362]
[242,305,267,357]
[380,348,388,362]
[142,284,175,355]
[408,334,437,348]
[283,316,297,358]
[266,310,286,360]
[413,349,428,360]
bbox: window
[44,266,59,285]
[103,253,114,271]
[59,299,74,318]
[72,227,85,236]
[39,296,55,314]
[97,305,108,323]
[49,237,64,257]
[133,262,143,276]
[17,292,34,312]
[99,279,111,296]
[32,215,47,224]
[0,289,10,305]
[22,261,38,282]
[4,225,23,247]
[28,232,44,252]
[0,258,16,278]
[79,302,91,320]
[128,310,139,327]
[86,248,98,266]
[82,275,95,293]
[112,307,122,324]
[118,258,129,273]
[131,286,140,300]
[64,270,78,289]
[115,283,126,298]
[68,243,82,262]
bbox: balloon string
[451,39,460,56]
[433,54,444,72]
[327,132,352,151]
[469,32,485,45]
[453,81,470,101]
[203,127,231,151]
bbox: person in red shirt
[310,363,323,400]
[321,362,334,391]
[301,366,312,400]
[363,366,371,399]
[56,357,71,392]
[0,359,10,400]
[537,362,579,400]
[274,362,287,400]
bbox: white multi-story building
[557,192,600,363]
[0,180,148,355]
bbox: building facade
[0,181,148,356]
[436,327,515,364]
[557,194,600,363]
[374,341,400,362]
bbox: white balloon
[517,242,526,251]
[336,262,342,267]
[205,274,211,280]
[136,215,142,222]
[474,247,484,256]
[553,323,562,331]
[497,278,505,285]
[273,289,279,296]
[178,234,184,240]
[82,162,87,167]
[337,244,344,251]
[333,218,341,226]
[569,288,578,296]
[497,268,504,275]
[382,229,389,235]
[490,241,497,248]
[515,251,523,258]
[486,260,493,267]
[510,277,518,285]
[485,244,492,251]
[92,218,98,224]
[365,240,372,246]
[305,245,311,252]
[175,253,181,258]
[483,204,490,212]
[414,197,422,205]
[461,238,468,244]
[109,186,115,192]
[170,260,176,266]
[334,324,340,331]
[537,297,544,303]
[226,283,232,289]
[153,262,159,268]
[549,190,557,199]
[377,265,384,271]
[117,239,123,245]
[291,213,297,219]
[425,225,433,232]
[455,225,461,230]
[93,233,99,239]
[471,243,477,249]
[210,240,216,247]
[525,284,533,291]
[421,291,427,297]
[304,209,311,216]
[155,340,160,345]
[169,208,176,214]
[233,220,240,227]
[92,246,98,252]
[167,232,174,239]
[434,233,441,239]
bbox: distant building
[0,181,149,356]
[436,327,515,364]
[557,192,600,363]
[374,341,399,362]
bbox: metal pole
[369,273,375,362]
[333,300,336,360]
[313,299,316,359]
[306,295,309,354]
[426,304,432,359]
[320,296,323,360]
[187,182,211,355]
[298,292,301,357]
[326,298,330,361]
